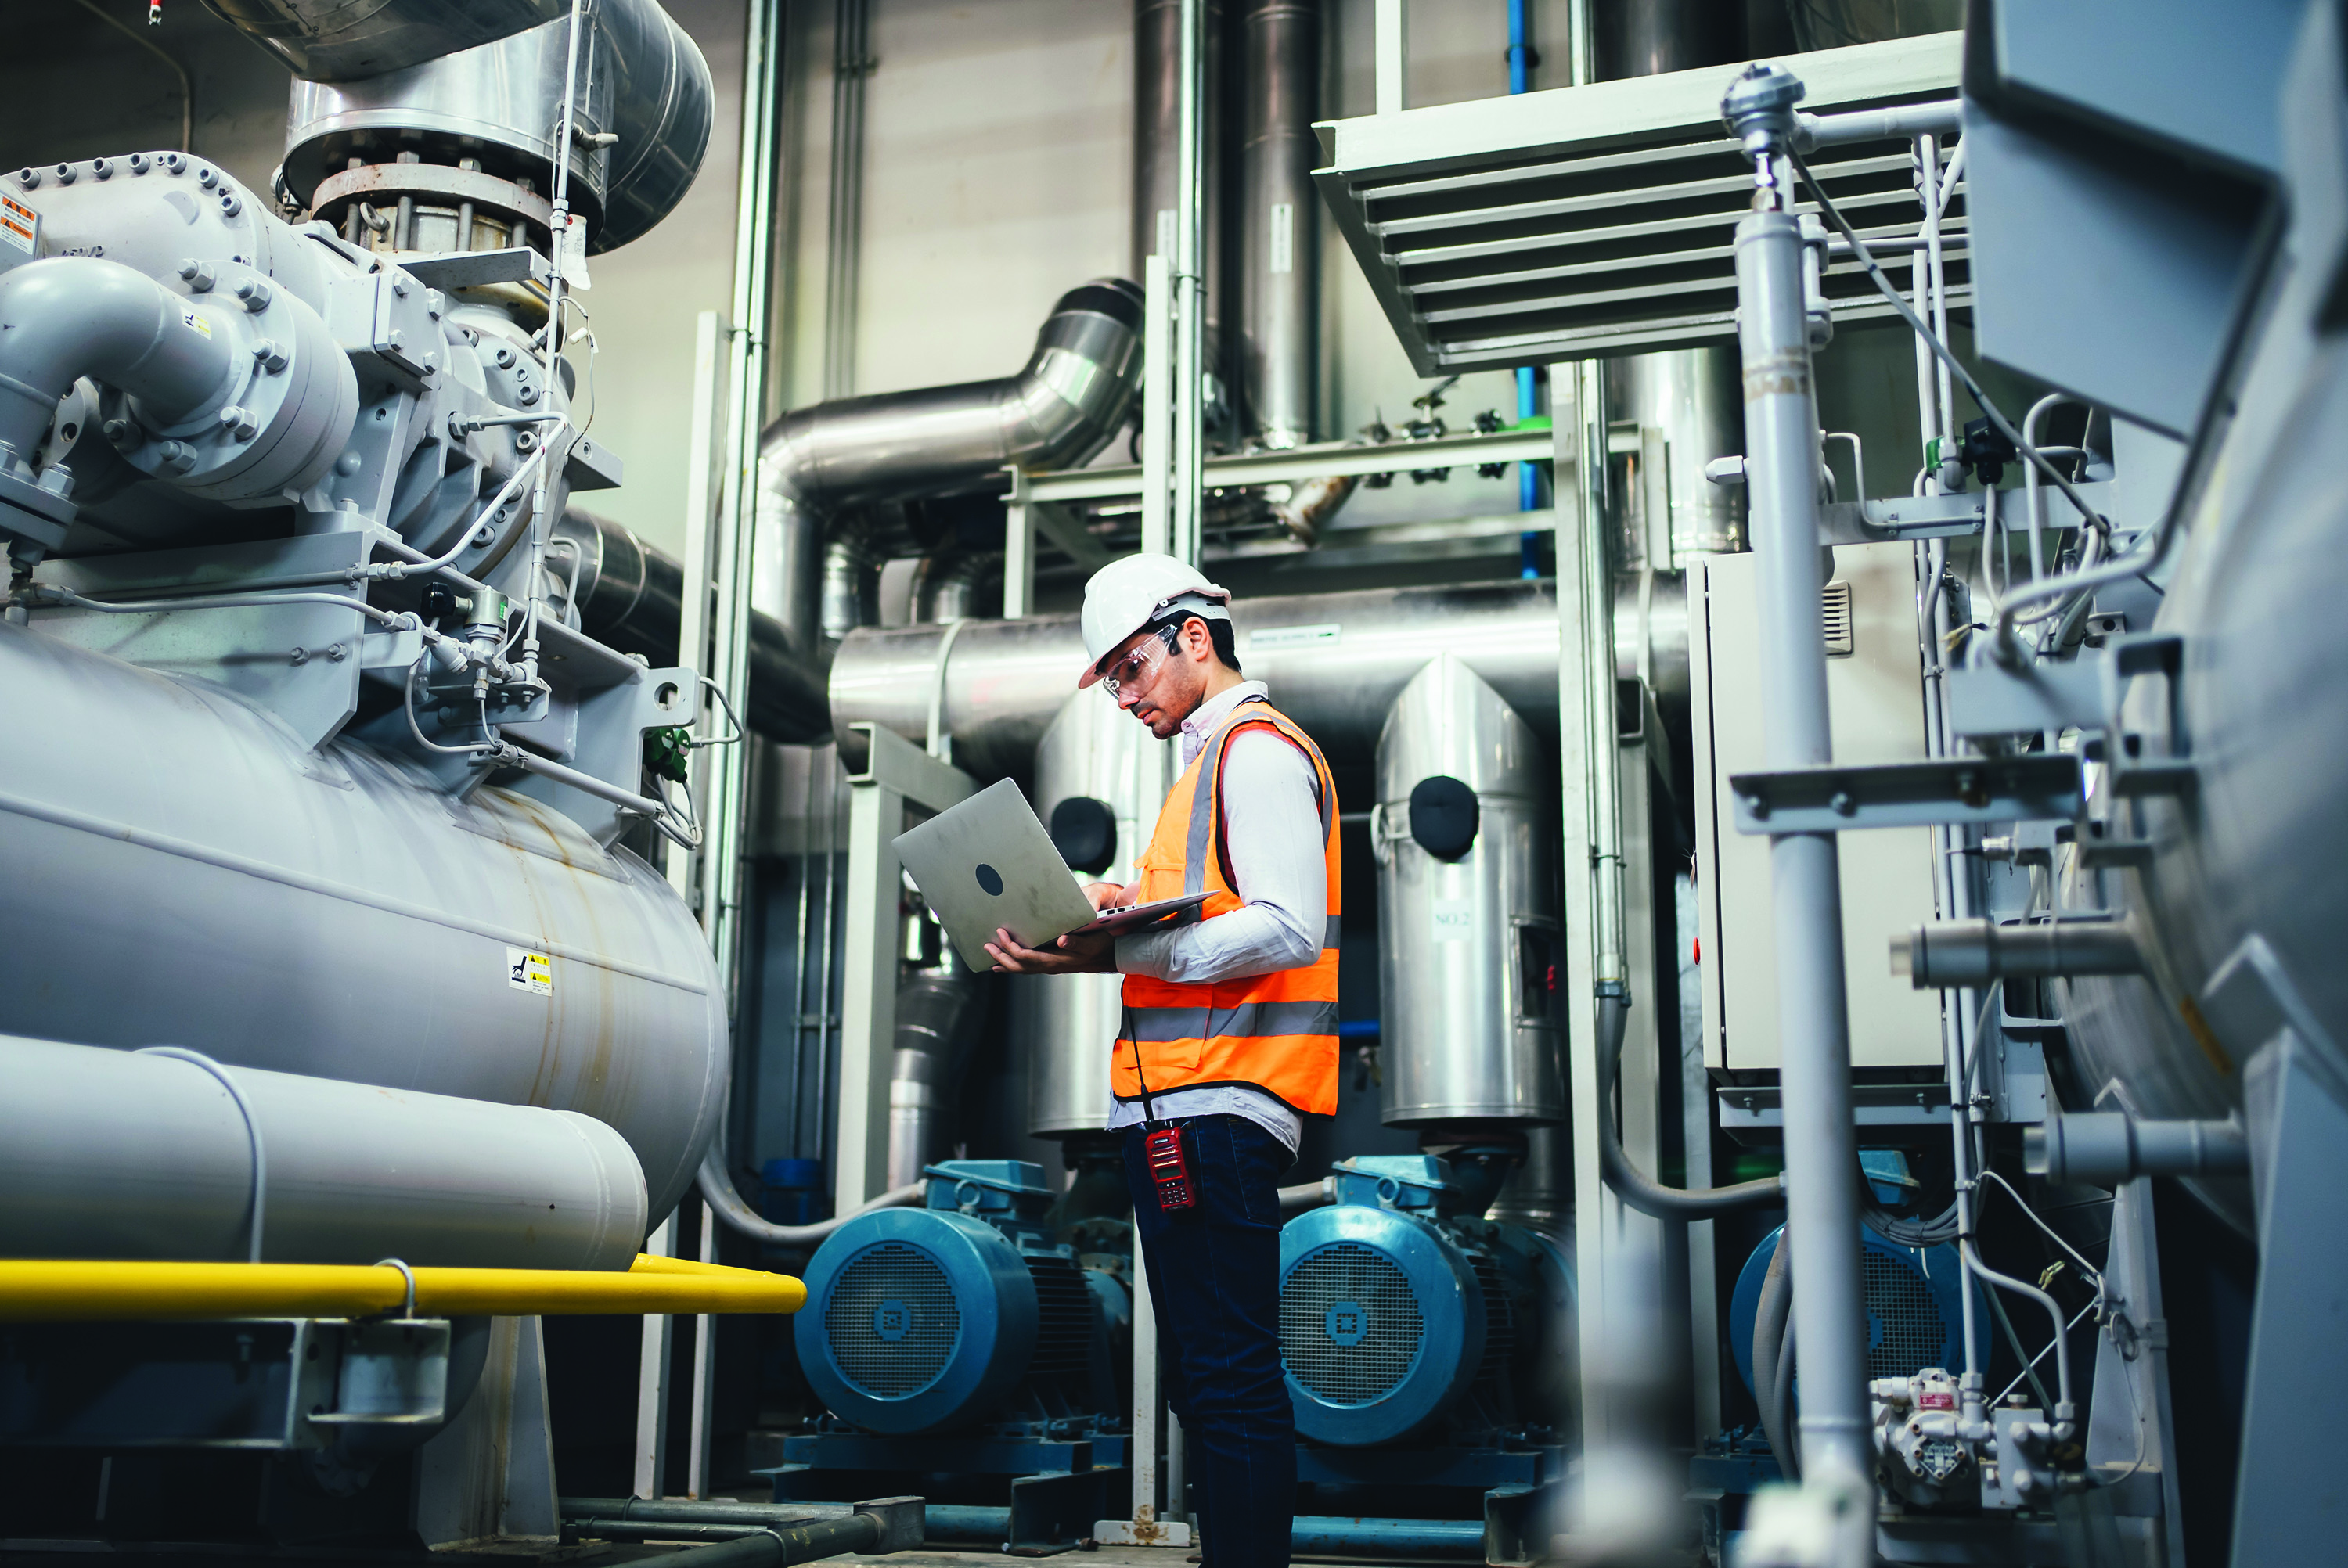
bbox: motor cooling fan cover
[1277,1203,1486,1446]
[794,1207,1038,1434]
[1727,1225,1975,1398]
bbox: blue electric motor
[1726,1225,1977,1398]
[1278,1155,1576,1448]
[796,1160,1129,1436]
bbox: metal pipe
[754,280,1145,653]
[1133,0,1221,340]
[832,581,1564,777]
[0,257,235,459]
[885,966,984,1187]
[1796,100,1962,150]
[0,1033,647,1270]
[0,1253,805,1322]
[1172,0,1208,566]
[2025,1112,2250,1186]
[565,1498,920,1563]
[1239,0,1318,448]
[1726,64,1872,1511]
[1895,918,2141,989]
[696,1151,922,1248]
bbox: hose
[1595,993,1784,1218]
[1752,1228,1799,1482]
[1771,1314,1801,1480]
[696,1150,922,1248]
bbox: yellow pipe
[0,1256,807,1322]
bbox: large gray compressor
[0,5,726,1247]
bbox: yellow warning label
[506,946,553,996]
[182,309,212,339]
[0,193,34,254]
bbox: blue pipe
[1337,1019,1381,1041]
[1507,0,1542,575]
[908,1506,1482,1557]
[1293,1515,1486,1556]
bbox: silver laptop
[894,779,1208,971]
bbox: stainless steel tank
[1020,689,1173,1136]
[1374,655,1564,1126]
[0,620,726,1221]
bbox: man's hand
[1084,880,1136,911]
[986,926,1117,975]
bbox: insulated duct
[0,1034,648,1270]
[217,0,714,252]
[754,279,1146,654]
[887,965,986,1188]
[1239,0,1319,448]
[834,581,1565,778]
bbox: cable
[403,667,497,757]
[1753,1229,1799,1481]
[1960,1238,2074,1420]
[1976,1168,2105,1287]
[135,1047,265,1263]
[1981,1268,2058,1412]
[691,674,745,749]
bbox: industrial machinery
[783,1161,1130,1529]
[1278,1155,1574,1491]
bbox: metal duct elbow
[761,279,1144,507]
[202,0,570,81]
[754,278,1143,645]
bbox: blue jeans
[1122,1115,1295,1568]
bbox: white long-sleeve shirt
[1107,679,1328,1151]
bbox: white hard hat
[1075,553,1233,689]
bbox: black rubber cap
[1050,796,1118,875]
[1408,776,1479,861]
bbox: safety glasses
[1100,624,1183,703]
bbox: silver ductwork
[753,279,1146,653]
[1374,655,1564,1126]
[885,965,986,1187]
[833,576,1694,779]
[1134,0,1222,335]
[1020,687,1170,1137]
[217,0,713,252]
[1238,0,1319,448]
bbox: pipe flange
[0,446,76,555]
[312,163,557,240]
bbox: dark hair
[1207,617,1242,675]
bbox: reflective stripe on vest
[1115,696,1343,1117]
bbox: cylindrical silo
[1020,688,1172,1138]
[1374,655,1564,1127]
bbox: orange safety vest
[1115,694,1342,1117]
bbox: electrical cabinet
[1689,542,1945,1070]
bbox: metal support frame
[833,722,974,1216]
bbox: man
[985,552,1338,1568]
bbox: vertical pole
[1003,488,1034,620]
[1552,361,1614,1448]
[709,0,785,997]
[834,774,902,1217]
[1129,1228,1161,1534]
[669,309,729,909]
[1140,254,1173,559]
[1374,0,1406,115]
[1736,202,1870,1507]
[1171,0,1206,570]
[686,1198,718,1497]
[631,1214,675,1498]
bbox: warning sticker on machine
[507,947,553,995]
[0,194,37,254]
[181,309,212,339]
